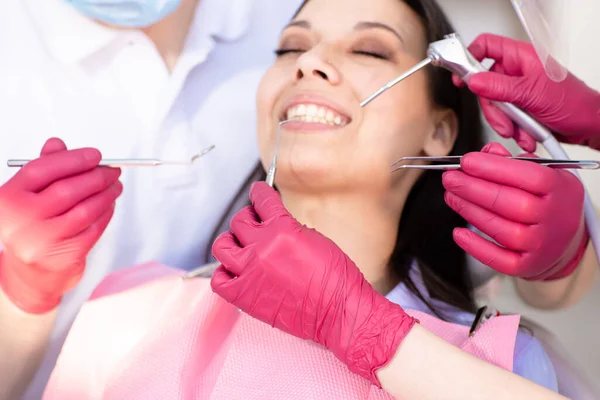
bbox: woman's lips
[279,118,344,132]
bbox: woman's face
[256,0,457,194]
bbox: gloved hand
[442,142,588,281]
[453,33,600,152]
[211,182,417,387]
[0,138,123,314]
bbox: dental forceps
[391,156,600,172]
[7,145,216,168]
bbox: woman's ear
[423,109,458,157]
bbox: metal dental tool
[392,156,600,172]
[361,32,600,266]
[266,119,295,187]
[182,263,219,280]
[360,58,433,107]
[7,145,216,168]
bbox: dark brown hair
[206,0,485,319]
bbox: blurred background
[440,0,600,391]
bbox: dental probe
[360,58,433,107]
[266,119,294,187]
[7,145,216,168]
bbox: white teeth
[325,110,334,122]
[284,103,348,126]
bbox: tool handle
[449,48,553,142]
[7,159,161,168]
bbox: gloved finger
[40,138,68,156]
[77,204,116,250]
[489,61,506,76]
[51,180,123,238]
[487,55,532,79]
[13,148,102,193]
[460,152,555,195]
[480,99,535,152]
[452,60,504,87]
[250,181,290,223]
[41,167,122,217]
[467,34,507,61]
[36,204,116,279]
[480,142,512,156]
[468,34,527,75]
[515,151,538,159]
[451,74,466,88]
[481,69,539,154]
[212,231,249,277]
[229,206,261,247]
[210,264,240,303]
[468,73,530,106]
[452,58,507,87]
[512,127,537,153]
[475,83,537,152]
[443,171,543,224]
[445,192,532,251]
[452,227,522,277]
[479,98,516,139]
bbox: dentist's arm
[453,33,600,153]
[0,138,122,399]
[210,182,564,400]
[376,324,564,400]
[0,292,58,400]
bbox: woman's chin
[274,162,344,193]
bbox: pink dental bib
[43,263,520,400]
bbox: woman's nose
[294,49,341,85]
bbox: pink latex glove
[211,181,417,387]
[453,33,600,152]
[442,142,588,281]
[0,138,123,314]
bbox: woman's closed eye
[352,50,388,60]
[274,48,305,57]
[275,48,391,60]
[351,38,394,61]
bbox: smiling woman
[211,0,483,314]
[42,0,564,399]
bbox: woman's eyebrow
[282,20,311,33]
[353,21,404,43]
[281,20,404,44]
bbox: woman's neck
[281,190,404,294]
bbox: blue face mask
[65,0,182,28]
